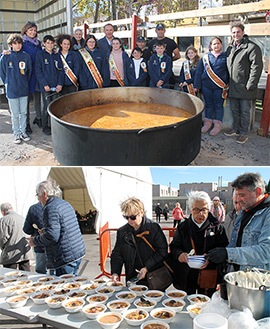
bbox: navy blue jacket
[22,39,42,93]
[79,47,110,90]
[23,202,44,253]
[126,58,148,86]
[98,37,112,56]
[35,49,65,92]
[148,53,172,88]
[0,49,32,99]
[194,52,229,90]
[33,197,86,270]
[179,61,198,93]
[59,50,80,86]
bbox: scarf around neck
[23,34,40,47]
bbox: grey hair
[187,191,211,210]
[231,172,265,194]
[74,28,83,33]
[36,180,62,198]
[1,202,13,213]
[120,197,144,214]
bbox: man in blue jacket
[27,180,86,276]
[97,23,115,57]
[207,172,270,271]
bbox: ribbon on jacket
[183,60,195,95]
[60,54,78,89]
[79,48,103,88]
[203,54,229,99]
[109,53,124,87]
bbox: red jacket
[172,207,184,220]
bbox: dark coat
[22,39,42,93]
[148,53,172,88]
[126,58,148,86]
[78,47,110,90]
[179,61,198,93]
[59,50,80,86]
[33,197,85,269]
[169,213,228,293]
[98,36,112,55]
[194,52,229,90]
[226,34,263,99]
[71,37,85,51]
[23,202,44,253]
[111,216,168,282]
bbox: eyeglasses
[123,214,139,220]
[192,208,209,214]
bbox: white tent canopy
[0,167,153,231]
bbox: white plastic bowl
[187,255,205,269]
[80,282,99,295]
[123,308,149,326]
[53,287,71,296]
[96,311,123,329]
[45,295,67,308]
[59,274,75,281]
[82,303,107,319]
[162,298,186,312]
[5,271,21,277]
[51,279,66,286]
[166,289,187,299]
[186,304,203,318]
[143,290,164,303]
[140,320,170,329]
[129,285,148,296]
[6,295,28,308]
[73,276,89,284]
[107,281,125,292]
[86,293,109,304]
[107,299,130,313]
[62,297,85,313]
[193,313,228,329]
[67,290,87,299]
[14,280,32,288]
[18,287,36,296]
[3,286,21,296]
[115,291,136,303]
[96,286,115,297]
[38,284,55,292]
[38,276,54,283]
[187,294,210,306]
[150,307,176,324]
[31,291,51,304]
[134,298,157,312]
[2,278,18,287]
[63,282,82,290]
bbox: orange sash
[109,53,124,87]
[203,54,229,99]
[60,54,78,89]
[79,48,103,88]
[183,60,195,95]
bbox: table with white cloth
[0,267,193,329]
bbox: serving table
[0,267,193,329]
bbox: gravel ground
[0,100,269,166]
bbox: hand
[194,88,199,93]
[111,273,119,283]
[137,267,148,280]
[200,258,209,270]
[156,80,164,87]
[56,85,62,93]
[206,247,227,264]
[2,49,11,55]
[26,237,36,247]
[44,85,50,92]
[178,252,188,263]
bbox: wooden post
[131,14,138,50]
[259,59,270,136]
[84,23,89,39]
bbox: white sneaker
[20,132,30,142]
[14,134,21,144]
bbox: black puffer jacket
[111,216,168,282]
[169,213,228,293]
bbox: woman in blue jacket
[78,34,110,90]
[21,21,42,131]
[127,47,148,87]
[194,37,229,136]
[56,34,80,94]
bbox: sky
[150,167,269,188]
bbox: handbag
[132,232,173,291]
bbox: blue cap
[156,23,165,30]
[137,36,146,42]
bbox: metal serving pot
[224,272,270,320]
[48,87,204,165]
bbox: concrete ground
[0,217,175,328]
[0,96,269,166]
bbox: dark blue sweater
[59,50,80,86]
[33,197,85,270]
[126,58,149,86]
[35,49,65,92]
[148,53,172,87]
[0,49,32,99]
[194,52,229,90]
[179,61,198,92]
[78,47,110,90]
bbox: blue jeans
[229,98,251,135]
[54,259,82,277]
[8,96,28,135]
[35,252,47,274]
[202,86,224,121]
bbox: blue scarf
[23,34,40,47]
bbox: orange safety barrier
[95,224,176,279]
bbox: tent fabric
[0,167,153,232]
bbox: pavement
[0,217,175,329]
